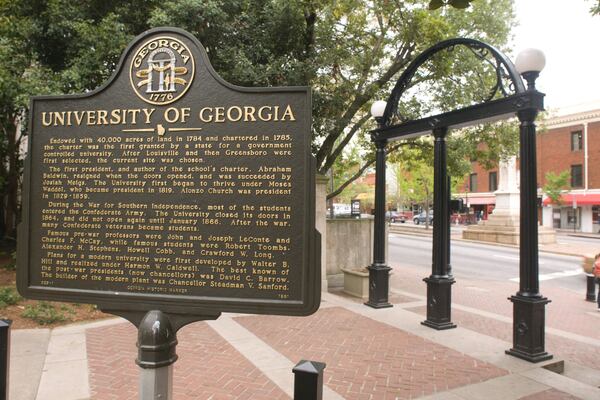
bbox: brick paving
[406,305,600,371]
[235,306,507,400]
[389,263,600,341]
[86,321,289,400]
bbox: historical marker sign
[17,27,320,316]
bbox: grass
[0,251,16,271]
[21,301,75,325]
[0,287,21,308]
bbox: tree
[591,0,600,15]
[0,0,516,242]
[543,170,570,206]
[429,0,475,10]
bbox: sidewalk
[10,288,600,400]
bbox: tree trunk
[3,116,19,242]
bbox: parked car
[386,211,406,223]
[413,211,433,225]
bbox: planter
[341,268,369,299]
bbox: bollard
[0,319,11,400]
[586,274,596,302]
[293,360,326,400]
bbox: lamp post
[506,48,552,362]
[365,100,392,309]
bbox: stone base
[462,209,556,245]
[341,268,369,299]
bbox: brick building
[456,102,600,233]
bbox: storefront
[542,192,600,233]
[460,194,496,220]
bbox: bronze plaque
[17,28,320,316]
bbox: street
[388,233,590,293]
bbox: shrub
[0,287,21,308]
[22,301,73,325]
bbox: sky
[513,0,600,111]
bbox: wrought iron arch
[381,38,526,127]
[367,37,551,363]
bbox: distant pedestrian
[594,253,600,310]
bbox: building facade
[457,102,600,233]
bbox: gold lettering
[142,108,154,124]
[281,104,296,121]
[214,107,225,123]
[53,112,65,126]
[74,111,85,125]
[42,112,52,127]
[97,110,108,125]
[86,111,97,126]
[199,107,212,123]
[110,109,122,124]
[258,106,272,121]
[244,106,256,122]
[226,106,242,122]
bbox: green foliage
[0,0,517,218]
[429,0,474,10]
[0,287,21,308]
[22,301,74,325]
[392,144,435,209]
[544,170,570,206]
[0,251,16,271]
[591,0,600,16]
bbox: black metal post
[366,128,392,308]
[447,175,452,277]
[293,360,326,400]
[586,275,596,302]
[0,320,10,400]
[506,106,552,362]
[137,310,178,399]
[422,127,456,330]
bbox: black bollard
[0,319,11,400]
[586,274,596,302]
[293,360,326,400]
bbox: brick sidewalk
[388,262,600,341]
[81,296,599,400]
[16,287,598,399]
[87,322,289,400]
[235,307,506,399]
[86,306,507,400]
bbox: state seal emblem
[130,36,195,105]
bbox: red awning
[464,196,495,205]
[543,193,600,206]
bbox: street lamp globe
[370,100,387,119]
[515,48,546,90]
[515,48,546,74]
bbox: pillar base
[421,320,456,330]
[422,276,456,330]
[505,348,552,363]
[506,294,552,363]
[364,264,393,309]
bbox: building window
[469,173,477,192]
[571,130,582,151]
[571,164,583,188]
[489,171,498,192]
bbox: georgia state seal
[130,36,195,105]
